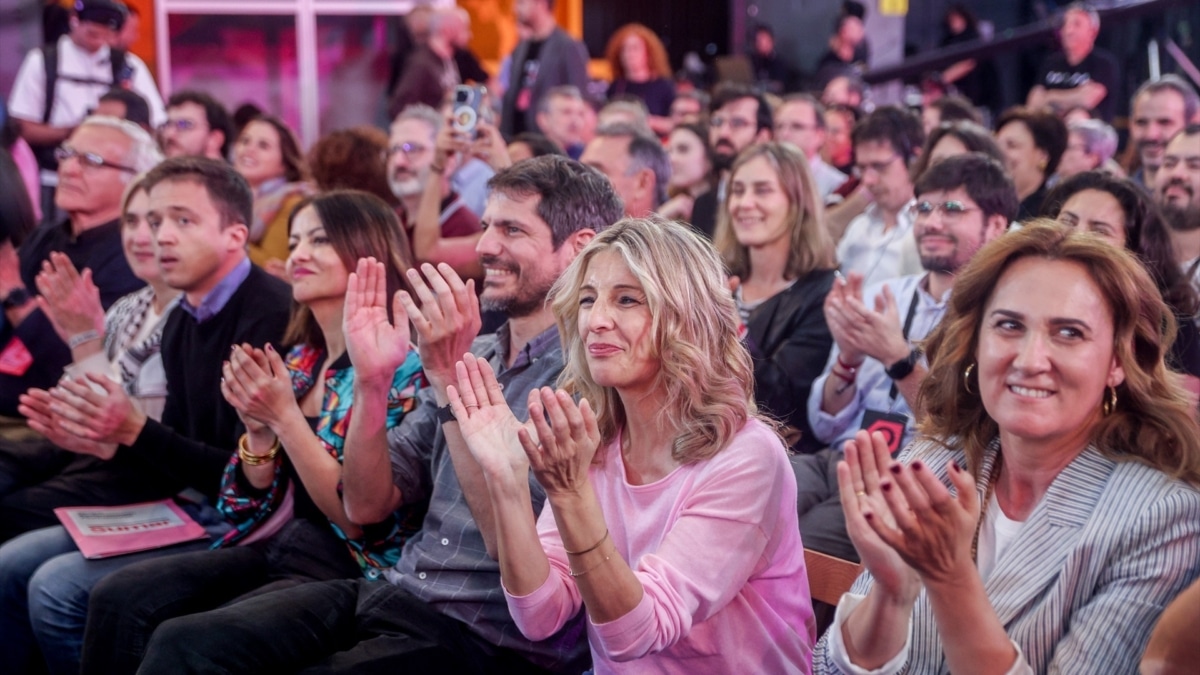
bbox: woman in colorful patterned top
[78,190,426,675]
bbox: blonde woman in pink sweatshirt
[448,216,816,674]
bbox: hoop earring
[1102,386,1118,416]
[963,363,976,395]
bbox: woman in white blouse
[817,221,1200,674]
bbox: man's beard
[478,255,557,318]
[712,142,739,172]
[389,169,427,200]
[1162,202,1200,232]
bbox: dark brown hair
[919,220,1200,484]
[282,190,414,350]
[242,115,309,183]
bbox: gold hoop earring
[1102,386,1118,416]
[963,363,976,395]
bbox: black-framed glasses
[908,200,979,219]
[388,142,429,159]
[54,146,137,173]
[158,118,199,133]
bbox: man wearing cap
[8,0,166,220]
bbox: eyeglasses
[158,119,199,133]
[710,116,752,132]
[54,146,137,173]
[852,154,901,178]
[388,142,429,158]
[908,200,980,219]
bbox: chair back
[805,548,862,606]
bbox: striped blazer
[814,438,1200,674]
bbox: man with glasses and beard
[793,153,1015,562]
[690,83,773,238]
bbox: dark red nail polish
[951,460,961,472]
[912,461,923,471]
[889,464,902,474]
[881,482,893,491]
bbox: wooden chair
[805,548,862,607]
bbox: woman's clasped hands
[220,343,298,435]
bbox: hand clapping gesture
[34,252,105,345]
[397,262,481,394]
[446,355,534,483]
[220,343,298,435]
[343,258,413,387]
[32,373,144,446]
[839,430,982,596]
[824,272,909,365]
[18,387,117,460]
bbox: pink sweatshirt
[506,418,815,674]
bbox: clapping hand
[837,430,921,603]
[862,444,981,585]
[34,372,145,446]
[447,354,534,484]
[18,387,117,460]
[824,273,910,366]
[519,386,601,499]
[397,263,481,395]
[34,252,104,344]
[220,343,298,435]
[343,258,412,387]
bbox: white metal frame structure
[155,0,450,145]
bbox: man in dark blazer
[499,0,589,140]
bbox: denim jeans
[0,502,228,675]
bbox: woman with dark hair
[716,142,837,453]
[232,114,313,273]
[449,216,815,671]
[1041,170,1200,383]
[604,23,675,135]
[995,107,1068,220]
[659,123,714,223]
[910,120,1004,184]
[78,191,427,675]
[816,222,1200,673]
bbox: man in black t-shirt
[1027,3,1119,121]
[499,0,588,139]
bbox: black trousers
[136,577,553,675]
[0,437,165,544]
[792,447,859,563]
[81,518,362,675]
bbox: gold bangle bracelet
[237,432,281,466]
[564,529,608,556]
[568,553,612,578]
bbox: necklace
[971,452,1003,563]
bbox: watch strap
[435,403,457,425]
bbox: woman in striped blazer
[815,221,1200,674]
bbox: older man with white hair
[1026,2,1119,121]
[0,115,161,419]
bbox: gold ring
[855,490,866,497]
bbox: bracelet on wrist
[830,367,856,385]
[68,329,102,349]
[569,552,612,578]
[564,529,608,556]
[237,432,281,466]
[836,354,864,374]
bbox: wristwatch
[435,404,457,425]
[885,348,920,381]
[1,287,30,311]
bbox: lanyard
[888,288,922,402]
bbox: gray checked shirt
[382,323,588,671]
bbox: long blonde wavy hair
[549,216,760,463]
